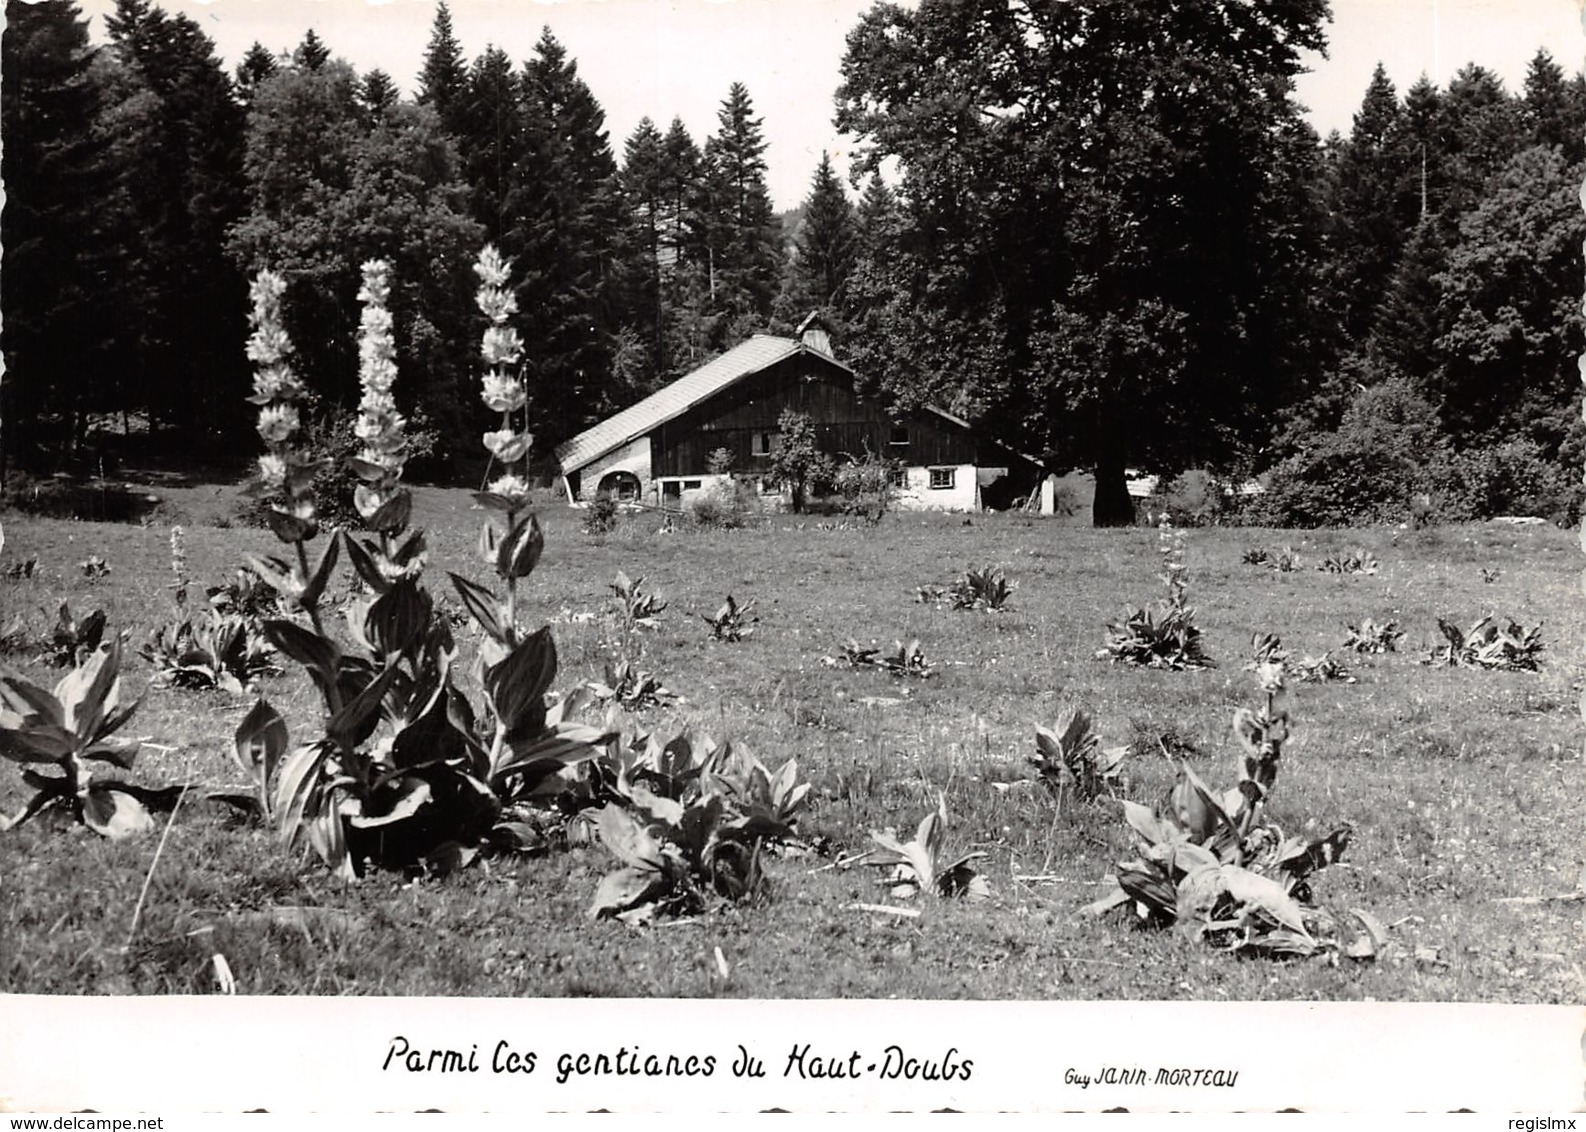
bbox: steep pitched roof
[556,334,853,473]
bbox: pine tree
[1326,64,1410,340]
[359,68,399,122]
[511,28,625,439]
[418,1,467,136]
[1,0,115,465]
[780,151,857,320]
[1521,49,1581,161]
[234,41,278,107]
[1385,75,1446,227]
[696,83,784,343]
[1440,64,1522,218]
[619,117,668,382]
[294,28,330,71]
[455,46,523,240]
[105,0,249,446]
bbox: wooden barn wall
[651,355,979,477]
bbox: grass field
[1,480,1582,1002]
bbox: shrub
[1248,378,1449,528]
[688,480,759,529]
[1431,438,1581,524]
[831,449,900,525]
[582,495,619,537]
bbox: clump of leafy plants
[1027,707,1127,806]
[1425,615,1543,672]
[144,616,279,695]
[587,729,810,923]
[4,556,38,581]
[0,639,184,838]
[143,527,279,694]
[232,256,607,879]
[610,570,667,630]
[823,637,934,678]
[1342,618,1403,654]
[1099,521,1211,670]
[205,566,288,628]
[78,555,111,580]
[1240,547,1272,567]
[1087,664,1372,960]
[589,659,677,711]
[1479,567,1502,585]
[702,595,757,642]
[868,794,988,901]
[1318,548,1379,576]
[1291,652,1354,684]
[950,565,1015,611]
[1268,546,1304,573]
[917,566,1015,611]
[48,602,107,668]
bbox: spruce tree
[512,29,624,439]
[1,0,114,464]
[697,83,784,343]
[780,151,857,320]
[456,46,523,240]
[418,1,467,136]
[234,41,278,107]
[1521,50,1581,161]
[105,0,249,446]
[1326,64,1410,340]
[294,29,330,71]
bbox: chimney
[796,312,833,358]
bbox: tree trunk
[1092,457,1133,527]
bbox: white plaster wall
[891,464,979,512]
[576,437,652,502]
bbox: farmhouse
[555,317,1047,513]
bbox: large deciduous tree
[835,0,1332,525]
[228,59,482,458]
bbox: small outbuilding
[555,317,1047,513]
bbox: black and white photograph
[0,0,1581,1116]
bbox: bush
[583,495,619,537]
[1430,439,1580,524]
[1248,379,1446,528]
[689,477,760,529]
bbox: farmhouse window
[888,467,908,489]
[751,430,777,456]
[683,479,701,490]
[889,426,909,448]
[929,467,955,490]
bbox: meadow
[1,481,1581,1003]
